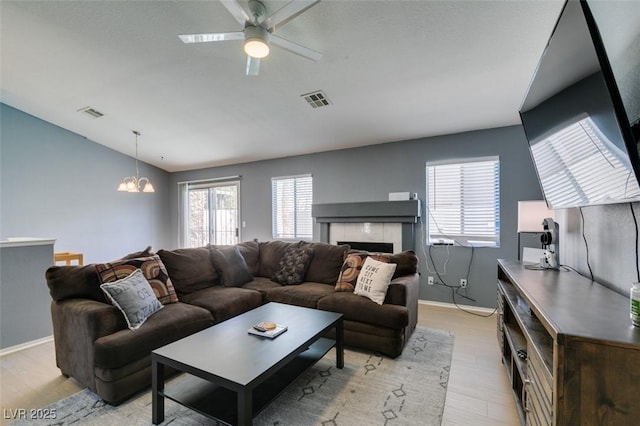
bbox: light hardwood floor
[0,303,520,425]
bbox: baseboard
[419,299,496,315]
[0,335,54,357]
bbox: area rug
[13,327,453,426]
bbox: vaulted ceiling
[0,0,564,172]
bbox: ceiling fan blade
[179,32,244,43]
[262,0,320,31]
[271,35,322,61]
[246,56,260,76]
[219,0,250,25]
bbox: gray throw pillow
[157,247,219,294]
[100,268,163,330]
[210,246,253,287]
[273,246,314,285]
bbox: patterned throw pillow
[335,252,391,292]
[353,257,397,305]
[100,269,163,330]
[272,246,314,285]
[95,254,178,304]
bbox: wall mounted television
[519,0,640,209]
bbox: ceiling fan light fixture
[243,26,270,58]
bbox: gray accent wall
[169,125,543,308]
[1,103,171,348]
[2,101,637,319]
[1,103,171,261]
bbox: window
[271,174,313,240]
[426,157,500,246]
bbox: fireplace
[312,200,421,252]
[337,241,394,253]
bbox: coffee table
[152,302,343,425]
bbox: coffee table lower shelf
[158,337,335,425]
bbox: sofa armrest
[51,299,126,391]
[385,273,419,306]
[384,273,419,334]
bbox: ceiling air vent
[301,91,331,109]
[77,106,105,118]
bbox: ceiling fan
[179,0,322,76]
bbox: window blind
[271,174,313,239]
[426,158,500,246]
[531,116,640,207]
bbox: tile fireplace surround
[311,200,421,252]
[334,224,400,252]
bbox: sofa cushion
[45,247,158,304]
[389,250,419,278]
[237,240,260,276]
[157,248,219,295]
[272,245,314,285]
[265,282,335,308]
[317,292,409,329]
[258,240,297,278]
[179,286,263,323]
[120,246,154,260]
[301,242,349,284]
[210,246,253,287]
[209,241,260,276]
[335,252,391,292]
[93,302,214,370]
[353,257,397,305]
[343,249,418,280]
[95,255,178,305]
[46,264,107,303]
[100,269,163,330]
[241,277,281,300]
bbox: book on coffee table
[248,323,288,338]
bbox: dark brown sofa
[46,241,419,404]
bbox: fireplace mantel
[312,200,420,251]
[312,200,420,223]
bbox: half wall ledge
[311,200,421,251]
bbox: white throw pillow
[100,268,163,330]
[354,257,397,305]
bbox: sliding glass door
[187,182,239,247]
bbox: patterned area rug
[13,327,453,426]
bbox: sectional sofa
[45,240,419,404]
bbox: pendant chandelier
[117,130,155,193]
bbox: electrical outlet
[428,276,434,285]
[460,278,467,288]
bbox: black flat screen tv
[519,0,640,209]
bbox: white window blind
[530,116,640,208]
[271,174,313,240]
[426,157,500,246]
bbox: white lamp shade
[142,182,155,193]
[517,200,554,232]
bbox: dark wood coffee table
[151,302,343,425]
